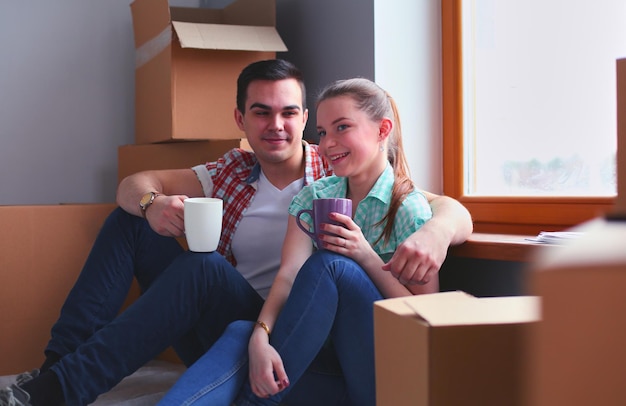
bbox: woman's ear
[378,117,393,141]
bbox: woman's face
[316,96,387,182]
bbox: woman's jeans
[44,208,264,406]
[160,250,383,406]
[158,321,348,406]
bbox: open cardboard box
[130,0,287,144]
[374,291,540,406]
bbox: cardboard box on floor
[374,291,540,406]
[0,204,190,374]
[0,204,118,375]
[130,0,287,144]
[117,139,244,183]
[520,57,626,406]
[525,225,626,403]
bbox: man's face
[234,79,308,166]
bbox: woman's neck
[346,161,388,207]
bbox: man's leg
[49,251,263,406]
[12,252,263,406]
[44,207,184,369]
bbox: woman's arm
[253,217,312,333]
[247,216,313,397]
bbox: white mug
[183,197,223,252]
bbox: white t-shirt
[193,164,302,299]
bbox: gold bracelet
[256,320,271,337]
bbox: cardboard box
[117,139,242,183]
[374,291,540,406]
[0,204,119,374]
[130,0,287,144]
[526,218,626,406]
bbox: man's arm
[382,192,473,285]
[421,192,473,246]
[116,168,205,237]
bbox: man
[1,59,472,406]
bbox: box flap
[172,22,287,52]
[374,291,474,318]
[403,294,541,327]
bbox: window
[442,0,620,234]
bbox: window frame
[441,0,615,235]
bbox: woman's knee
[225,320,255,336]
[303,251,360,276]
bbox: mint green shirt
[288,164,433,261]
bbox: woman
[159,78,438,406]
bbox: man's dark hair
[236,59,306,113]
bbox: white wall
[374,0,443,193]
[0,0,442,205]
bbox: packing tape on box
[136,26,172,69]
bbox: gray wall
[0,1,136,205]
[0,0,440,205]
[275,0,375,143]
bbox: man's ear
[379,117,393,141]
[303,108,309,125]
[234,108,245,131]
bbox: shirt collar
[313,163,394,203]
[366,163,394,204]
[244,140,316,186]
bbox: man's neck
[259,148,306,190]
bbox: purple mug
[296,198,352,248]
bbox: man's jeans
[44,208,264,405]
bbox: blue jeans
[238,251,383,406]
[160,251,382,406]
[45,208,264,406]
[158,320,348,406]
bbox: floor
[0,360,185,405]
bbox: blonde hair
[317,78,414,246]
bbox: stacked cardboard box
[119,0,285,180]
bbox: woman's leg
[45,208,184,362]
[49,252,264,406]
[162,322,349,406]
[236,251,379,406]
[327,257,383,406]
[157,320,254,406]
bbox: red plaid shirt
[204,141,332,266]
